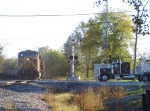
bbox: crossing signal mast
[66,34,80,81]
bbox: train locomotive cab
[17,50,45,80]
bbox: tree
[3,58,18,70]
[83,11,133,60]
[0,44,5,73]
[121,0,150,74]
[63,21,97,78]
[95,0,150,74]
[80,11,133,77]
[79,19,102,78]
[0,55,5,73]
[121,0,149,35]
[38,47,69,79]
[63,10,134,78]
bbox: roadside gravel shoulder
[0,83,51,111]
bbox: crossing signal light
[74,56,78,60]
[70,56,73,60]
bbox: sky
[0,0,149,58]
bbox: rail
[0,80,35,87]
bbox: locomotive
[17,50,45,80]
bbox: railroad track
[0,80,35,87]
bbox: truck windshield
[111,63,119,68]
[111,65,114,68]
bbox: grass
[41,85,143,111]
[42,92,79,111]
[125,98,142,110]
[126,85,144,95]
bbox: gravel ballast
[0,83,51,111]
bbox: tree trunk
[85,57,90,78]
[86,65,89,78]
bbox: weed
[42,92,79,111]
[42,85,142,111]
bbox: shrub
[72,85,127,111]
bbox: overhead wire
[0,10,149,17]
[0,38,67,40]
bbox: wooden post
[146,90,150,111]
[142,93,146,111]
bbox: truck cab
[97,62,133,81]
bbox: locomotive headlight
[27,58,29,61]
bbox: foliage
[122,0,150,35]
[0,44,5,73]
[73,86,127,111]
[38,46,70,79]
[42,85,143,111]
[42,93,79,111]
[95,0,150,35]
[62,29,84,77]
[3,58,18,70]
[0,55,5,73]
[127,85,144,95]
[63,10,134,78]
[92,11,134,64]
[79,20,100,78]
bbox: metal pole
[71,37,75,76]
[133,7,139,74]
[106,0,109,65]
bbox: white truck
[94,59,150,82]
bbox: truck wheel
[101,74,108,82]
[142,75,148,82]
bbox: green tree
[79,11,133,77]
[79,19,102,78]
[85,11,134,64]
[0,44,5,73]
[3,58,18,70]
[38,47,69,79]
[63,10,134,78]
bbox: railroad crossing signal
[69,56,73,60]
[74,56,78,60]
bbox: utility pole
[133,5,139,74]
[102,0,109,65]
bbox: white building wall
[94,64,110,80]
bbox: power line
[0,10,149,17]
[0,13,97,17]
[0,38,66,40]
